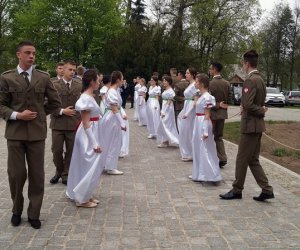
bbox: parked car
[232,86,242,105]
[265,87,285,107]
[284,90,300,106]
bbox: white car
[265,87,285,107]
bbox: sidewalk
[0,109,299,249]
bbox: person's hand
[263,106,268,113]
[123,115,128,120]
[121,126,127,131]
[161,112,165,118]
[220,101,228,109]
[63,106,76,116]
[17,110,37,120]
[94,146,102,153]
[202,134,208,140]
[182,114,187,119]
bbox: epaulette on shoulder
[36,69,50,76]
[73,78,82,84]
[1,69,15,75]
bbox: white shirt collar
[17,65,33,81]
[62,77,72,87]
[213,75,221,78]
[248,70,258,76]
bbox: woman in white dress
[156,76,179,147]
[146,76,161,139]
[134,77,141,121]
[99,71,126,175]
[99,75,111,115]
[66,70,103,208]
[137,78,148,126]
[191,73,222,182]
[119,104,130,158]
[178,68,198,162]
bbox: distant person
[76,65,85,81]
[156,76,179,148]
[99,75,111,115]
[120,79,130,108]
[220,50,274,202]
[0,41,61,229]
[170,68,178,86]
[174,70,189,120]
[51,62,64,81]
[190,73,222,182]
[49,59,82,186]
[209,62,232,168]
[178,68,198,162]
[137,78,148,126]
[128,79,135,108]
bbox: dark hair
[56,62,64,68]
[111,71,123,85]
[16,41,35,52]
[82,69,98,92]
[102,75,111,85]
[178,70,185,78]
[210,62,223,72]
[187,67,197,79]
[163,75,173,86]
[63,59,77,66]
[151,75,158,85]
[196,73,209,89]
[152,72,159,77]
[243,50,259,68]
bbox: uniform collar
[17,65,33,80]
[213,75,222,79]
[62,77,72,88]
[248,70,259,76]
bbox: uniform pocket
[9,87,25,100]
[35,87,45,102]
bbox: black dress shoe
[28,218,41,229]
[253,192,275,202]
[50,175,60,184]
[219,161,227,168]
[11,214,21,226]
[219,191,242,200]
[62,180,67,185]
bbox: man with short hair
[174,70,189,120]
[51,62,64,81]
[209,62,232,168]
[0,41,61,229]
[170,67,178,86]
[49,59,82,185]
[220,50,274,202]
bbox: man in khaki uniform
[220,50,274,202]
[49,59,81,185]
[0,41,61,229]
[51,62,64,82]
[209,62,232,168]
[174,70,189,119]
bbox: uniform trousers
[232,133,273,194]
[7,139,45,219]
[51,130,76,181]
[212,119,227,162]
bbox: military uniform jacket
[50,79,81,130]
[240,71,266,134]
[209,76,232,120]
[0,69,61,141]
[174,79,189,111]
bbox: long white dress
[99,85,109,116]
[178,82,198,159]
[156,88,179,145]
[120,106,130,157]
[100,88,124,171]
[192,92,222,182]
[66,93,104,204]
[146,86,161,137]
[134,83,141,120]
[137,86,148,126]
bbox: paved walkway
[0,109,299,249]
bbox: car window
[266,88,280,94]
[291,91,300,97]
